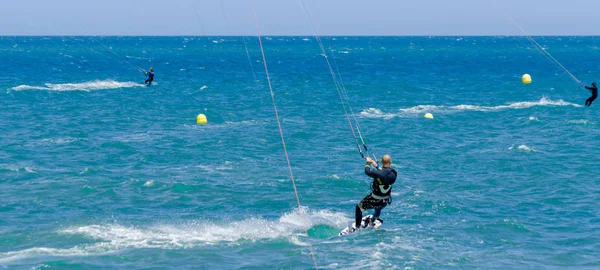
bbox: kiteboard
[338,215,383,236]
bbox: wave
[0,166,36,173]
[567,119,594,125]
[509,144,536,152]
[361,97,581,118]
[183,120,259,131]
[26,137,80,147]
[143,180,154,187]
[10,80,145,91]
[0,208,349,264]
[361,108,397,119]
[196,161,234,172]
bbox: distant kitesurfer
[144,67,155,86]
[353,155,397,231]
[584,82,598,106]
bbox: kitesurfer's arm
[585,86,593,91]
[364,157,379,177]
[366,166,395,182]
[364,157,397,184]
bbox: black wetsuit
[355,163,397,229]
[145,71,154,86]
[585,85,598,106]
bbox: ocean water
[1,36,599,269]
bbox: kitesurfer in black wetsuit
[144,67,154,86]
[353,155,397,231]
[585,82,598,106]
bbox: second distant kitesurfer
[144,67,154,86]
[585,82,598,106]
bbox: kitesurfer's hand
[366,157,377,166]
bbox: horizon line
[1,34,599,37]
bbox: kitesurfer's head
[593,82,596,87]
[381,155,392,167]
[150,67,154,72]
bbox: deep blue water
[1,36,599,269]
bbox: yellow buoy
[424,113,434,119]
[196,114,207,125]
[522,74,532,84]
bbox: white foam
[196,161,234,172]
[143,180,154,187]
[363,97,581,119]
[185,120,258,131]
[114,133,152,143]
[0,166,37,173]
[399,105,440,114]
[0,208,349,264]
[568,119,594,125]
[0,246,101,263]
[509,144,536,152]
[40,137,78,145]
[361,108,396,119]
[10,80,145,91]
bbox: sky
[0,0,598,36]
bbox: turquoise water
[1,36,599,269]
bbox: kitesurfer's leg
[355,205,362,230]
[373,208,381,220]
[356,194,380,230]
[587,96,597,106]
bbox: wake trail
[361,97,581,119]
[0,208,349,264]
[10,80,146,92]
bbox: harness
[371,168,397,203]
